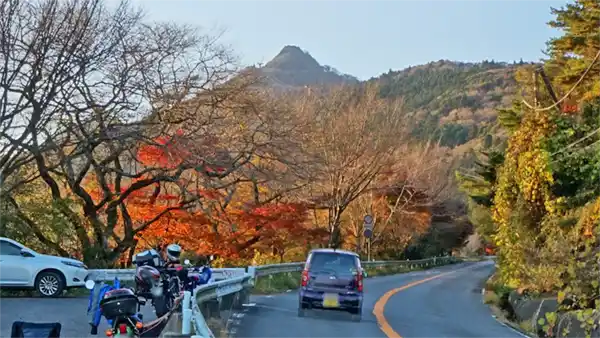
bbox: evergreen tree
[497,102,523,133]
[455,148,505,243]
[545,0,600,102]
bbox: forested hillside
[372,60,526,147]
[252,47,526,148]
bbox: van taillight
[356,270,363,292]
[301,269,309,287]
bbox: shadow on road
[300,308,378,324]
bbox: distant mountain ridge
[252,45,528,148]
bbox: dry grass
[483,290,501,305]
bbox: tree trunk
[127,240,138,267]
[327,207,343,248]
[328,226,342,249]
[355,230,362,254]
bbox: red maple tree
[86,130,321,263]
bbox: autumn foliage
[82,130,327,264]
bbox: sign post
[363,215,374,261]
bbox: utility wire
[550,127,600,157]
[519,49,600,158]
[550,139,600,164]
[521,49,600,112]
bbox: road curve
[233,261,524,338]
[0,296,157,338]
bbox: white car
[0,237,89,297]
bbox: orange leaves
[241,203,308,237]
[136,209,211,252]
[243,203,306,224]
[562,104,578,114]
[137,130,227,174]
[176,201,317,259]
[562,99,579,114]
[138,130,192,168]
[89,131,315,262]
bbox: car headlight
[62,260,87,269]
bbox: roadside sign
[364,215,373,232]
[363,214,373,238]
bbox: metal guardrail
[87,256,463,282]
[91,255,469,338]
[248,255,460,278]
[362,256,459,270]
[87,267,246,282]
[192,274,252,336]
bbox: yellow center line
[372,270,461,338]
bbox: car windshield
[308,252,357,276]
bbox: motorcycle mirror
[184,259,191,265]
[85,280,96,290]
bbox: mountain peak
[257,45,358,89]
[278,45,307,56]
[265,45,321,71]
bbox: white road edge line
[491,314,532,338]
[481,275,531,338]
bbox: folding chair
[10,321,61,338]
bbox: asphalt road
[0,296,157,337]
[234,260,525,338]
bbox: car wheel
[35,271,64,297]
[351,308,362,322]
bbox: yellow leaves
[250,155,261,166]
[578,197,600,239]
[513,148,554,208]
[491,108,562,290]
[544,196,567,215]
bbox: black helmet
[166,243,182,262]
[135,265,161,291]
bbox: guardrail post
[247,266,257,286]
[182,291,192,335]
[192,306,213,338]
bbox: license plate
[322,293,339,308]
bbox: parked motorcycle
[152,260,212,316]
[132,249,214,317]
[134,264,167,314]
[133,248,175,317]
[180,259,213,292]
[86,279,144,337]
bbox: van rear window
[308,252,358,275]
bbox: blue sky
[132,0,567,80]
